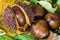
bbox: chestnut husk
[3,6,17,30]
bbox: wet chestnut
[31,5,45,18]
[30,20,49,38]
[12,2,34,25]
[45,13,60,29]
[12,5,26,26]
[16,14,26,26]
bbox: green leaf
[2,35,13,40]
[56,0,60,5]
[0,34,14,40]
[13,32,37,40]
[38,1,57,13]
[13,34,27,40]
[13,34,36,40]
[0,37,5,40]
[29,0,38,4]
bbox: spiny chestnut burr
[3,6,17,30]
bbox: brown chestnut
[45,13,60,29]
[12,5,26,26]
[31,5,45,18]
[12,2,34,25]
[30,20,49,38]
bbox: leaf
[0,30,6,36]
[38,1,57,13]
[0,35,14,40]
[56,0,60,5]
[29,0,37,4]
[2,35,13,40]
[0,37,4,40]
[13,34,36,40]
[13,34,27,40]
[13,32,37,40]
[40,0,52,2]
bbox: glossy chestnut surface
[12,2,34,25]
[12,6,26,26]
[31,5,45,18]
[45,13,60,29]
[30,20,49,38]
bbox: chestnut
[12,5,26,26]
[31,5,45,19]
[30,20,49,38]
[12,2,34,26]
[45,13,60,29]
